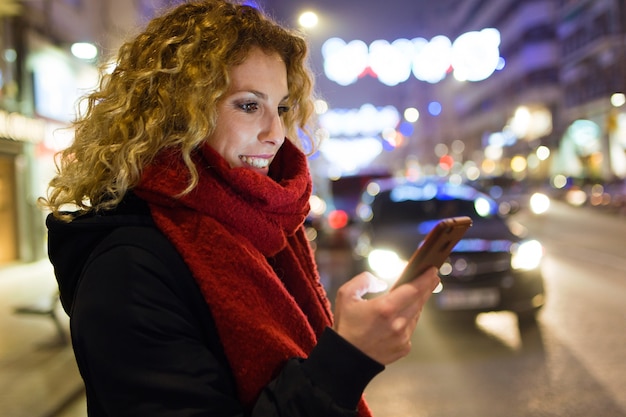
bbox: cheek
[205,127,231,157]
[206,131,246,167]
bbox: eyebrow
[245,89,290,103]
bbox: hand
[332,268,440,365]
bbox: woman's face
[207,48,290,175]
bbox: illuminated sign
[0,110,46,143]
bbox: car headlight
[367,249,407,282]
[530,192,550,215]
[510,239,543,270]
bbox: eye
[278,105,291,116]
[238,102,259,113]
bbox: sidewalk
[0,259,84,417]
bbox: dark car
[354,178,545,327]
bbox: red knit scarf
[135,140,372,416]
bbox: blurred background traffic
[0,0,625,416]
[0,0,625,266]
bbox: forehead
[228,48,287,90]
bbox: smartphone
[391,216,472,290]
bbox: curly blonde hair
[41,0,317,219]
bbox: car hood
[368,217,520,259]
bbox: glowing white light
[298,11,318,28]
[511,240,543,270]
[569,119,601,156]
[510,155,527,173]
[369,38,414,86]
[318,104,400,137]
[551,174,567,189]
[510,106,531,138]
[508,106,553,141]
[382,127,398,142]
[474,197,492,217]
[466,165,481,181]
[530,108,553,139]
[451,28,500,82]
[529,193,550,215]
[404,107,420,123]
[366,181,381,196]
[319,137,383,174]
[368,249,407,282]
[309,195,327,216]
[536,145,550,161]
[485,144,503,160]
[611,92,626,107]
[565,189,587,206]
[71,42,98,60]
[412,35,452,84]
[323,29,501,86]
[322,38,368,86]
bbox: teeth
[240,156,270,168]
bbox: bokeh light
[404,107,420,122]
[610,92,626,107]
[322,29,502,86]
[428,101,442,116]
[298,11,318,28]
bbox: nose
[260,111,286,147]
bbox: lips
[239,155,271,169]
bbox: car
[354,177,546,327]
[468,176,551,216]
[306,172,391,250]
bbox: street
[53,200,626,417]
[351,200,626,417]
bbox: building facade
[429,0,626,184]
[0,0,166,265]
[557,0,626,181]
[427,0,561,182]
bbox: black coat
[47,194,383,416]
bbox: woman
[41,1,439,416]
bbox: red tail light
[327,210,349,229]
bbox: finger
[408,266,440,290]
[339,272,388,299]
[387,267,439,305]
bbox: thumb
[342,272,388,299]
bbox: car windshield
[371,183,497,224]
[372,196,482,224]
